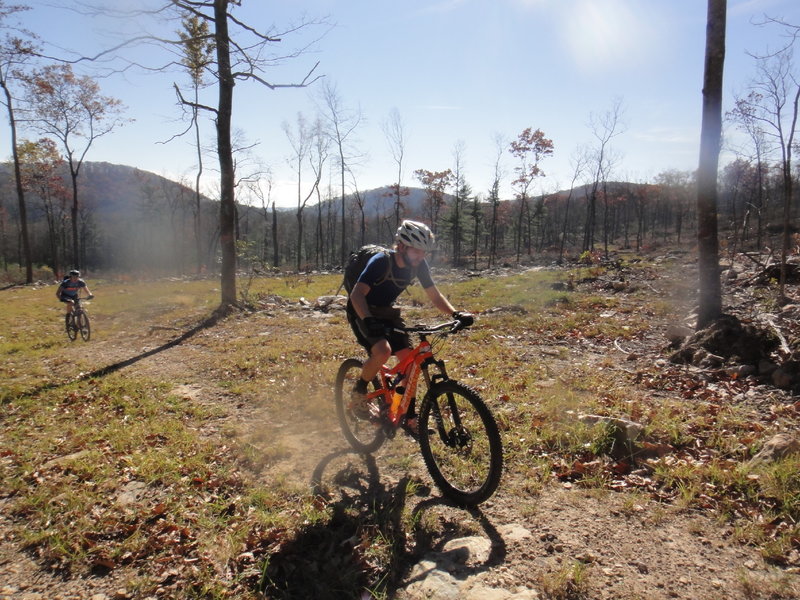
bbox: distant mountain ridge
[0,162,440,217]
[0,161,206,216]
[65,162,203,216]
[1,161,644,221]
[4,162,431,218]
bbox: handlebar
[395,319,472,336]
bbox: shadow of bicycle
[250,446,506,599]
[6,307,228,403]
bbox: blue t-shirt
[357,251,434,306]
[59,278,86,298]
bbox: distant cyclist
[57,270,93,319]
[347,220,473,430]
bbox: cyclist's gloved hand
[452,311,474,327]
[363,316,386,338]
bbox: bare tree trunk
[779,139,796,298]
[695,0,726,329]
[69,170,80,268]
[1,85,32,283]
[472,195,480,270]
[214,0,237,306]
[193,93,204,274]
[559,189,574,264]
[515,197,527,264]
[316,192,323,268]
[488,184,499,268]
[296,209,304,271]
[271,200,279,268]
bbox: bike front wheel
[418,381,503,506]
[77,312,91,341]
[334,358,386,454]
[66,314,78,341]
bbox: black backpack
[343,245,392,294]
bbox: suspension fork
[423,358,464,440]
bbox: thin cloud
[634,127,696,145]
[418,105,462,111]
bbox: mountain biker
[57,270,94,320]
[347,219,474,431]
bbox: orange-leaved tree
[508,127,553,262]
[23,63,126,270]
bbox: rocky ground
[2,253,800,599]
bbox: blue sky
[7,0,800,207]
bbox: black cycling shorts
[345,302,411,354]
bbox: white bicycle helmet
[395,220,435,252]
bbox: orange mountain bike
[334,319,503,506]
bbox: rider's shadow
[252,447,506,599]
[11,308,228,402]
[255,448,410,599]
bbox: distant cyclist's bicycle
[334,319,503,506]
[65,296,92,341]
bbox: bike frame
[69,298,88,319]
[366,332,445,426]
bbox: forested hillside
[0,160,793,279]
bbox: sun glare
[564,0,650,73]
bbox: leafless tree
[303,117,330,271]
[727,101,770,250]
[318,81,363,264]
[382,107,407,229]
[450,140,467,265]
[283,112,312,271]
[487,133,505,268]
[583,98,625,254]
[732,18,800,301]
[695,0,726,329]
[0,1,36,282]
[558,149,588,264]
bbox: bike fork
[424,361,464,442]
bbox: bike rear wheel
[77,311,91,341]
[335,358,386,453]
[418,381,503,506]
[66,314,78,341]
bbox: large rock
[578,414,644,459]
[749,434,800,467]
[401,532,538,599]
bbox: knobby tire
[78,311,91,341]
[66,314,78,341]
[335,358,386,454]
[418,380,503,506]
